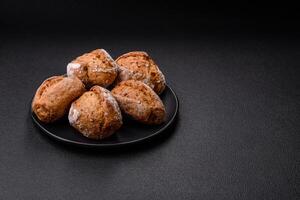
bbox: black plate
[31,85,179,148]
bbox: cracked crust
[69,86,122,140]
[67,49,118,88]
[111,80,166,124]
[32,75,86,123]
[115,51,166,94]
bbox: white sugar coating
[74,122,93,138]
[118,66,151,86]
[118,66,133,80]
[90,66,118,73]
[68,104,81,125]
[100,49,119,69]
[90,49,119,73]
[142,76,152,87]
[81,129,93,138]
[113,95,147,117]
[98,87,122,120]
[67,63,81,76]
[134,72,144,79]
[141,82,164,104]
[100,49,114,62]
[118,65,164,90]
[134,101,146,116]
[156,67,166,84]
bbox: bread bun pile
[32,49,167,140]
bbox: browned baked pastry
[67,49,118,87]
[68,86,122,139]
[115,51,166,94]
[32,75,85,123]
[111,80,166,124]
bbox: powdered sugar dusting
[156,67,166,84]
[67,63,81,76]
[118,65,164,91]
[80,129,93,138]
[141,82,164,104]
[68,104,81,125]
[90,49,119,73]
[118,66,133,80]
[90,66,118,73]
[118,66,151,86]
[142,76,152,87]
[100,49,114,62]
[99,87,122,120]
[134,101,146,116]
[101,49,119,69]
[113,95,147,117]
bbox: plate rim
[31,84,179,147]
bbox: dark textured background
[0,1,299,199]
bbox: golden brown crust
[32,75,86,123]
[115,51,166,94]
[111,80,166,124]
[68,86,122,140]
[67,49,118,87]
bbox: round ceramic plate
[31,85,179,148]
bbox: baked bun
[67,49,118,87]
[32,75,85,123]
[111,80,166,124]
[68,86,122,139]
[115,51,166,94]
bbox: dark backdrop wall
[0,1,299,33]
[0,1,299,200]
